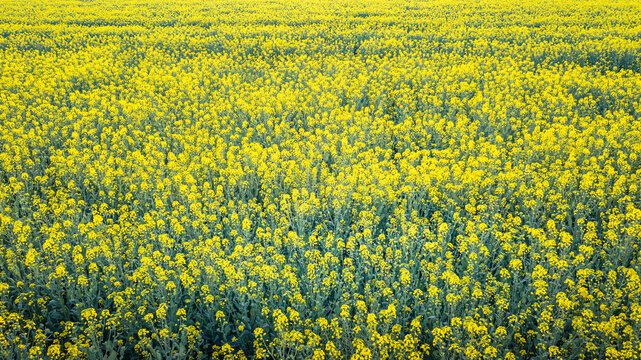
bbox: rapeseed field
[1,0,641,359]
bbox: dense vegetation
[1,0,641,359]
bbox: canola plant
[1,0,641,359]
